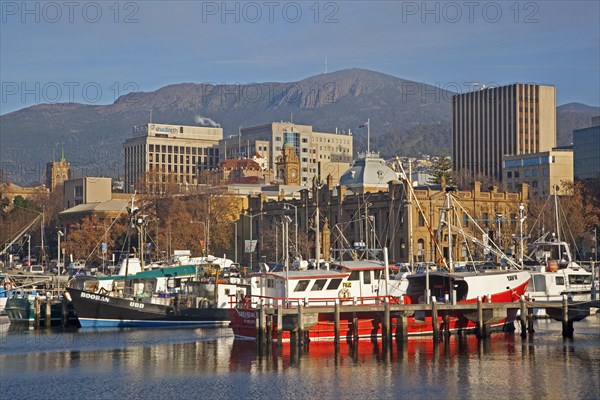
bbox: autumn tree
[526,181,600,259]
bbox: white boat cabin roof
[262,270,348,281]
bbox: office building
[573,117,600,181]
[124,123,223,193]
[219,122,353,185]
[63,177,112,209]
[453,83,556,181]
[503,147,573,197]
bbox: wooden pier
[251,296,600,347]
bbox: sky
[1,1,599,114]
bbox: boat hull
[66,288,231,328]
[229,277,530,341]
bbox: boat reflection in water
[1,318,599,399]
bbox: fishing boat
[66,263,248,328]
[523,189,594,318]
[4,291,78,326]
[229,184,530,342]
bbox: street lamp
[57,230,64,278]
[245,211,264,271]
[283,203,298,259]
[496,213,503,250]
[518,204,526,267]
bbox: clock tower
[276,141,300,185]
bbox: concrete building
[453,83,556,181]
[503,147,573,197]
[63,177,112,209]
[219,122,353,186]
[124,123,223,193]
[573,117,600,181]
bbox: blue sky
[1,1,599,114]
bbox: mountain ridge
[0,68,597,185]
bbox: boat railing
[229,294,403,309]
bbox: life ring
[338,288,350,300]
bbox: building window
[74,186,83,197]
[507,171,512,178]
[275,136,282,142]
[418,213,425,227]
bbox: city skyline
[1,1,599,115]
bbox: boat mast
[408,159,414,270]
[446,189,454,271]
[553,185,561,242]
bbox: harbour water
[1,316,599,400]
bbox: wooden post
[34,296,41,329]
[383,298,390,344]
[265,314,272,344]
[45,298,52,328]
[256,305,265,345]
[431,297,439,339]
[396,316,408,343]
[334,299,340,344]
[476,296,483,339]
[443,312,450,338]
[527,306,535,333]
[297,302,304,346]
[352,315,359,342]
[62,297,69,327]
[277,303,283,345]
[519,296,527,338]
[562,295,573,338]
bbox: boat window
[267,279,275,288]
[311,279,327,291]
[363,271,371,284]
[348,271,360,281]
[569,275,591,285]
[374,270,381,280]
[326,278,342,290]
[293,280,310,292]
[555,276,564,285]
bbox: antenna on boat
[553,185,561,242]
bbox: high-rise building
[573,117,600,181]
[219,122,353,185]
[123,123,223,193]
[453,83,556,181]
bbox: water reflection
[1,316,599,399]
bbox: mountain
[556,103,600,146]
[0,69,597,185]
[0,69,453,184]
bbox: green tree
[428,156,454,185]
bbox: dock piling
[431,297,440,339]
[383,298,391,344]
[519,296,527,337]
[45,297,52,328]
[562,295,574,338]
[334,299,340,343]
[476,296,483,338]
